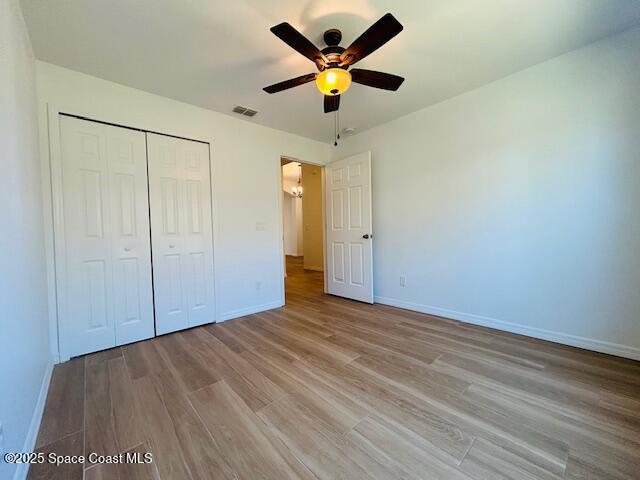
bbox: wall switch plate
[400,276,406,287]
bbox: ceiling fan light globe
[316,68,351,96]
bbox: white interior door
[325,151,373,303]
[147,133,215,334]
[58,116,154,358]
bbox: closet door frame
[44,108,217,361]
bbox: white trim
[39,103,61,364]
[206,141,220,327]
[320,166,328,294]
[277,158,286,306]
[13,361,54,480]
[374,296,640,361]
[219,300,283,322]
[46,107,68,362]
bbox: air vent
[232,105,258,117]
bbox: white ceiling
[21,0,640,143]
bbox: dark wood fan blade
[340,13,403,66]
[271,22,329,68]
[324,95,340,113]
[263,73,317,94]
[350,69,404,91]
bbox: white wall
[283,193,303,257]
[0,2,53,479]
[335,26,640,359]
[35,60,330,334]
[282,162,304,257]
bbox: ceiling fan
[263,13,405,114]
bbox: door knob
[363,234,371,239]
[169,244,176,249]
[124,247,132,252]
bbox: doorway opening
[280,151,373,305]
[281,158,325,300]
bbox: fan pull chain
[334,110,338,146]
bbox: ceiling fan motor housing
[323,28,342,46]
[321,29,346,67]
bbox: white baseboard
[219,300,284,322]
[13,361,54,480]
[374,296,640,361]
[303,265,324,272]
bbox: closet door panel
[147,139,188,334]
[147,133,214,334]
[60,117,115,357]
[106,130,155,345]
[182,141,215,328]
[58,116,154,358]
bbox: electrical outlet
[399,276,406,287]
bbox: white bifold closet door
[146,133,215,335]
[58,116,155,358]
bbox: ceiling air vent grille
[232,106,258,117]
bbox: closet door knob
[169,244,176,249]
[124,247,132,252]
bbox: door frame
[40,105,217,362]
[278,156,328,298]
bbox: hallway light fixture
[292,163,303,198]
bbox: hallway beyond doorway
[285,255,324,300]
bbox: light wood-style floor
[30,256,640,479]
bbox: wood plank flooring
[30,256,640,479]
